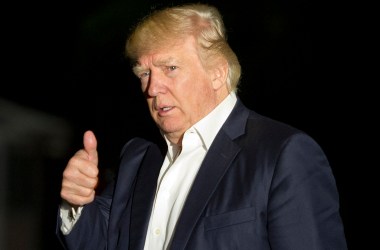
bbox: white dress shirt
[143,92,237,250]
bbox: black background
[1,0,361,249]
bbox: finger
[67,153,99,178]
[62,164,98,188]
[83,130,98,166]
[61,189,95,206]
[62,180,97,197]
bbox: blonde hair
[125,3,241,92]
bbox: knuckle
[83,188,94,197]
[89,178,98,188]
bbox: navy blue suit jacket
[57,99,347,249]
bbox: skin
[134,36,229,144]
[60,130,99,206]
[61,35,229,206]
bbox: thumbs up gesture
[60,130,99,206]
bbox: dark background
[1,0,360,249]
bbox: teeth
[162,107,172,111]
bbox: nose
[146,70,166,97]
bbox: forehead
[137,36,198,66]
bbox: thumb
[83,130,98,165]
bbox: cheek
[141,80,148,92]
[146,98,154,111]
[188,87,213,113]
[177,74,214,113]
[196,86,217,112]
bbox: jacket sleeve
[267,133,347,250]
[55,137,154,250]
[55,191,113,250]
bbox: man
[57,3,347,249]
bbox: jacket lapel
[169,99,249,249]
[108,138,164,250]
[108,138,153,249]
[129,142,164,250]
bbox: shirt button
[154,228,161,235]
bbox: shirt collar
[163,92,237,159]
[193,92,237,150]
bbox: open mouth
[161,106,173,111]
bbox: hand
[60,130,99,206]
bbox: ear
[211,60,228,90]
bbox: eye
[163,66,178,76]
[139,70,150,79]
[167,66,177,71]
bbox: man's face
[133,36,219,144]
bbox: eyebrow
[132,64,146,76]
[154,57,177,66]
[133,57,180,75]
